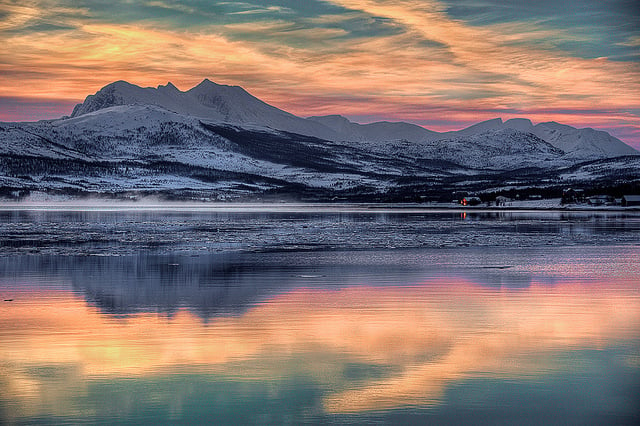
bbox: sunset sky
[1,0,639,147]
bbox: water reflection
[1,256,639,421]
[1,207,640,424]
[2,246,635,318]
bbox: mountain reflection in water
[1,246,639,423]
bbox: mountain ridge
[1,79,638,201]
[450,117,638,160]
[66,79,638,160]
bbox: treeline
[0,154,286,192]
[0,155,123,177]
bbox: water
[1,208,639,424]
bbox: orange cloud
[0,0,639,146]
[325,0,640,108]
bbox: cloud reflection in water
[1,275,639,417]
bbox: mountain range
[1,79,638,201]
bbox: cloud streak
[0,0,638,146]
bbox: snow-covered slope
[2,103,448,196]
[431,128,568,170]
[351,128,569,170]
[531,122,638,160]
[0,123,90,159]
[558,156,640,182]
[307,114,439,142]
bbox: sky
[1,0,639,147]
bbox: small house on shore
[587,195,615,206]
[461,196,481,206]
[561,188,585,204]
[495,196,510,206]
[622,195,640,207]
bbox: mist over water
[1,209,639,424]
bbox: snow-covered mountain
[532,123,637,160]
[1,79,638,200]
[307,114,439,142]
[71,79,340,141]
[70,80,638,160]
[353,128,569,170]
[454,118,638,160]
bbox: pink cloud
[0,98,78,122]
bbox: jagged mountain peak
[504,118,533,131]
[65,79,638,159]
[70,78,341,140]
[536,121,574,132]
[196,78,234,88]
[71,80,174,117]
[189,78,245,93]
[72,79,252,118]
[460,117,534,134]
[197,77,215,86]
[157,82,179,91]
[107,80,133,88]
[185,80,269,111]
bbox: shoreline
[0,201,638,213]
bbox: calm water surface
[0,208,639,424]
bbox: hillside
[0,79,638,201]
